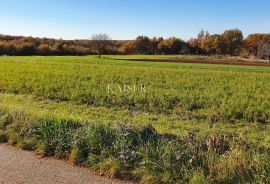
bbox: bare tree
[258,44,270,61]
[91,33,111,58]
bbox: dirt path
[0,144,132,184]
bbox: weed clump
[17,139,36,150]
[34,118,81,157]
[7,129,20,146]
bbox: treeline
[0,35,123,56]
[119,30,270,58]
[119,36,189,55]
[188,30,270,58]
[0,29,270,58]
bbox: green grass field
[1,56,269,123]
[1,56,270,183]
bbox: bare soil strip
[115,58,270,67]
[0,144,131,184]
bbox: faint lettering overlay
[107,84,146,94]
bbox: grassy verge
[0,93,270,183]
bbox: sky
[0,0,269,40]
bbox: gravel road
[0,144,131,184]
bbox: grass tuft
[0,130,8,143]
[17,139,36,150]
[7,129,20,146]
[100,158,125,179]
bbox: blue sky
[0,0,269,40]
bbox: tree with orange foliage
[245,34,270,56]
[158,37,187,54]
[222,29,243,55]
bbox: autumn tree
[0,42,5,55]
[118,40,136,54]
[197,29,209,40]
[37,44,51,55]
[134,36,153,54]
[245,34,270,56]
[17,42,36,55]
[199,34,224,55]
[91,33,111,58]
[3,43,16,55]
[188,38,201,54]
[222,29,243,55]
[188,30,211,55]
[257,44,270,59]
[158,37,186,54]
[199,34,213,54]
[150,37,158,55]
[53,42,65,55]
[119,36,154,54]
[212,35,223,54]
